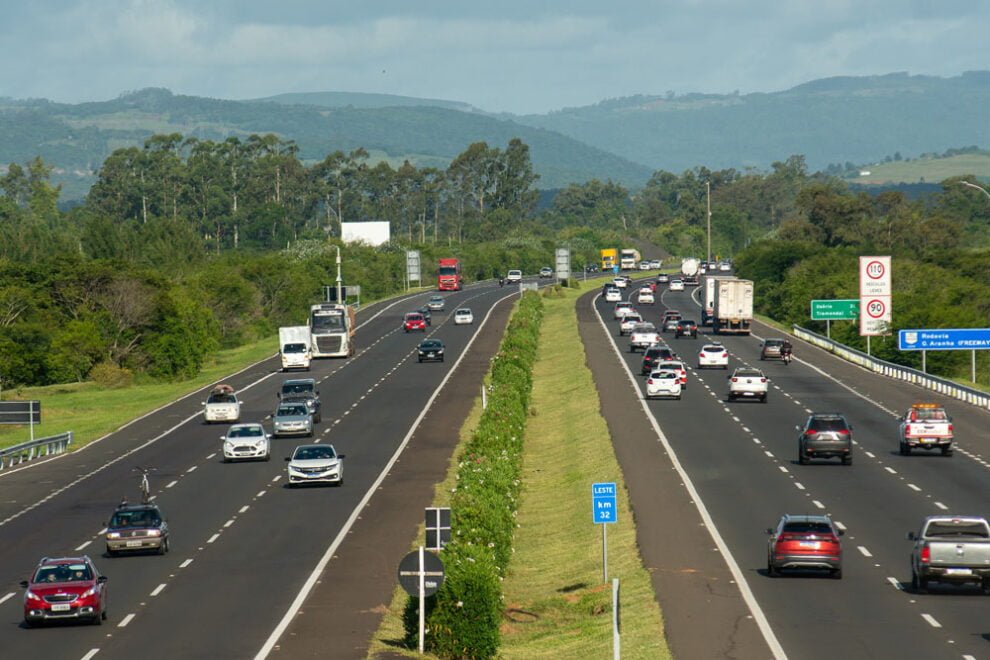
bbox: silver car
[286,444,344,487]
[272,402,313,437]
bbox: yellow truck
[600,248,618,272]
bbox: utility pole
[334,245,343,304]
[706,180,712,265]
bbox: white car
[629,323,661,352]
[203,384,240,423]
[669,279,685,291]
[719,262,732,272]
[618,313,644,336]
[637,287,655,305]
[506,269,523,283]
[612,277,628,289]
[454,308,474,325]
[613,301,637,320]
[727,367,768,403]
[646,369,682,399]
[604,288,622,303]
[286,443,344,487]
[663,360,688,388]
[650,259,663,269]
[697,343,729,369]
[222,423,271,462]
[638,260,651,271]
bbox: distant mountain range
[2,71,990,201]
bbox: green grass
[369,282,669,659]
[844,152,990,184]
[0,339,277,451]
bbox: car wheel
[307,429,314,438]
[418,358,422,363]
[106,547,116,558]
[941,446,953,457]
[761,395,768,403]
[222,456,230,463]
[23,618,34,628]
[831,566,842,580]
[158,538,168,555]
[912,570,928,594]
[315,413,322,424]
[842,455,852,466]
[900,443,910,456]
[767,558,778,577]
[92,611,103,626]
[404,329,409,333]
[440,356,445,362]
[799,450,809,466]
[265,452,271,462]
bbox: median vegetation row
[378,283,668,659]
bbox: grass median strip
[369,284,669,658]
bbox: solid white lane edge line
[921,613,941,628]
[118,613,135,627]
[857,546,873,557]
[150,583,166,597]
[588,293,788,660]
[254,286,523,660]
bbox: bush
[89,362,134,388]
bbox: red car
[766,514,843,579]
[21,556,108,626]
[403,312,427,332]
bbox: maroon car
[20,556,108,626]
[767,514,843,579]
[403,312,427,332]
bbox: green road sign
[811,299,859,320]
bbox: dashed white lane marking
[81,649,100,660]
[180,559,193,568]
[75,540,92,551]
[935,502,948,510]
[884,467,897,474]
[742,426,751,433]
[812,500,825,509]
[0,592,14,605]
[207,533,220,544]
[187,465,197,473]
[835,521,847,531]
[908,483,922,492]
[206,453,216,460]
[98,527,107,534]
[257,490,266,498]
[732,416,740,422]
[920,613,941,628]
[239,505,250,513]
[166,480,178,488]
[857,546,873,557]
[118,613,135,627]
[764,451,774,458]
[224,519,235,528]
[964,655,977,660]
[752,438,761,444]
[778,466,789,473]
[150,583,166,597]
[794,482,805,490]
[887,577,904,591]
[271,475,281,483]
[865,451,876,458]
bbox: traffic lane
[87,289,520,659]
[597,295,973,659]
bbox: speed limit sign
[859,256,892,336]
[865,299,886,318]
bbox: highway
[589,277,990,660]
[0,280,522,660]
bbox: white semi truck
[712,278,753,335]
[279,326,312,371]
[680,257,701,285]
[309,303,356,358]
[702,275,733,326]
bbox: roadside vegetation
[370,283,669,659]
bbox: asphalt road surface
[584,276,990,660]
[0,280,526,660]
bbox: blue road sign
[899,328,990,351]
[612,265,620,275]
[592,482,618,524]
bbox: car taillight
[760,378,767,383]
[731,378,737,382]
[721,353,728,358]
[804,430,816,436]
[948,424,953,432]
[647,379,654,385]
[920,545,931,564]
[836,429,850,435]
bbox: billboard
[342,221,391,247]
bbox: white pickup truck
[908,516,990,593]
[898,403,953,456]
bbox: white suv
[618,314,644,336]
[506,269,522,283]
[613,301,636,320]
[727,367,768,403]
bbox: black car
[675,319,698,338]
[417,306,433,326]
[104,503,169,556]
[585,264,599,273]
[279,378,322,423]
[417,339,445,363]
[641,346,678,375]
[798,413,853,465]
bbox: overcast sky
[2,1,988,114]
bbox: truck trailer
[712,278,753,335]
[600,248,618,272]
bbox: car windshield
[406,314,423,321]
[281,382,314,395]
[207,393,236,404]
[735,369,763,377]
[229,426,264,438]
[278,405,308,417]
[421,341,443,349]
[430,297,443,303]
[765,339,784,347]
[809,418,848,431]
[633,323,656,332]
[110,509,161,528]
[912,407,947,421]
[34,563,93,583]
[703,345,723,352]
[652,371,677,379]
[456,309,471,315]
[293,446,336,461]
[926,521,990,538]
[782,521,834,535]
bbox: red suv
[403,313,427,332]
[20,556,108,626]
[766,515,843,579]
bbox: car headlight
[25,589,43,602]
[79,586,97,599]
[107,532,121,539]
[146,529,162,537]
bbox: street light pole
[706,180,712,265]
[334,245,343,304]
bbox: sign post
[398,547,445,654]
[859,256,892,351]
[555,247,571,282]
[612,577,621,660]
[593,482,618,583]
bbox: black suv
[675,319,698,338]
[798,413,853,465]
[105,503,169,556]
[279,378,322,423]
[417,305,433,325]
[641,346,677,375]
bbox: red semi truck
[437,258,462,291]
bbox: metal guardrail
[0,432,72,470]
[792,325,990,411]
